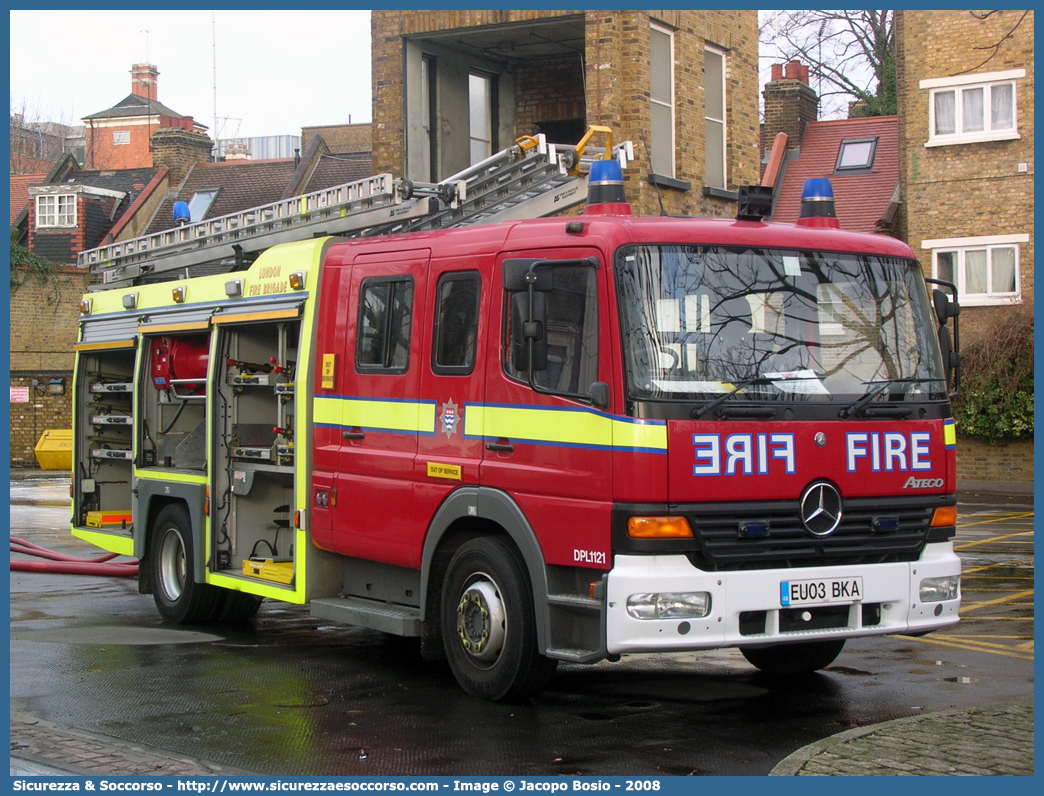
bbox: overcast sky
[10,9,800,140]
[9,9,373,140]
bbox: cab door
[476,247,614,569]
[330,249,430,568]
[414,262,488,544]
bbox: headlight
[626,592,711,620]
[919,575,960,602]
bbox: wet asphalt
[9,473,1035,776]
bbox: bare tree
[9,95,83,174]
[761,10,895,120]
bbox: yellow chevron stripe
[313,396,435,434]
[464,404,666,451]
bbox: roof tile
[772,116,899,235]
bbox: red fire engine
[72,131,962,700]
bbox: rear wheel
[151,504,223,624]
[740,639,846,675]
[441,536,557,701]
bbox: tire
[740,639,846,675]
[150,504,224,624]
[216,591,263,622]
[441,536,557,701]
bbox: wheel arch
[135,480,207,589]
[421,487,551,653]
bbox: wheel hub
[456,577,506,663]
[158,529,186,602]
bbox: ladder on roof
[80,130,634,289]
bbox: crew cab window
[356,276,413,373]
[432,272,480,375]
[504,265,598,395]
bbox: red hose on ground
[10,559,139,577]
[10,537,139,577]
[11,542,120,564]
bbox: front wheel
[740,639,846,675]
[441,537,556,701]
[150,504,224,624]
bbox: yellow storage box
[34,429,72,470]
[243,558,294,584]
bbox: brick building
[9,268,92,466]
[370,10,760,218]
[81,63,208,171]
[896,9,1034,483]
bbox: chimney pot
[770,63,783,81]
[784,60,802,81]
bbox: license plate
[780,577,863,607]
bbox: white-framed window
[469,71,494,165]
[35,194,76,228]
[112,130,130,146]
[921,69,1023,147]
[923,234,1027,306]
[704,45,726,189]
[649,23,675,177]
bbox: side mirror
[510,291,547,373]
[588,381,610,410]
[933,288,959,325]
[937,324,954,390]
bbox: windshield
[615,245,947,404]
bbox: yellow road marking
[955,531,1034,550]
[940,634,1033,641]
[931,635,1032,652]
[962,558,1034,574]
[956,512,1034,528]
[897,635,1034,661]
[959,589,1034,612]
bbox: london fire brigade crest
[439,399,460,439]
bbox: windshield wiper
[840,378,945,418]
[693,376,777,418]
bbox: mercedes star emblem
[800,481,843,537]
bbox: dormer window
[835,137,878,172]
[35,194,76,228]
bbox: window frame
[35,194,77,229]
[921,69,1023,147]
[834,137,878,173]
[649,23,676,179]
[186,189,220,222]
[468,70,496,166]
[923,234,1026,306]
[704,44,727,190]
[431,271,481,376]
[355,275,415,374]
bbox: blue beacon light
[797,178,839,228]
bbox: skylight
[835,137,878,172]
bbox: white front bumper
[605,542,961,655]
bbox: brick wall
[301,123,372,154]
[896,10,1034,337]
[371,9,760,219]
[150,127,214,185]
[9,267,90,466]
[896,10,1035,484]
[956,437,1033,483]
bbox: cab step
[310,596,422,637]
